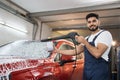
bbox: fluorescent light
[6,23,28,33]
[0,20,5,24]
[0,22,28,34]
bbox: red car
[0,40,84,80]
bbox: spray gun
[41,32,80,45]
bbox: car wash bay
[0,0,120,80]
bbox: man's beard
[88,26,98,31]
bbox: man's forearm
[84,41,102,58]
[58,49,76,56]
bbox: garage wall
[41,23,52,40]
[109,29,120,42]
[33,20,52,40]
[0,8,33,45]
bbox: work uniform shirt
[86,30,112,61]
[83,30,113,80]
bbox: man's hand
[75,36,87,45]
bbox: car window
[54,43,84,62]
[0,40,51,59]
[60,44,84,60]
[54,44,74,62]
[54,53,62,62]
[59,44,74,50]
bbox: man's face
[87,17,100,31]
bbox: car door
[54,43,84,80]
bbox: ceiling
[10,0,119,12]
[9,0,120,29]
[1,0,120,36]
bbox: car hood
[0,55,46,77]
[0,40,54,76]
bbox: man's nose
[90,22,94,25]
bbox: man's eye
[93,20,96,22]
[88,20,96,23]
[88,21,91,23]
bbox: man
[55,13,113,80]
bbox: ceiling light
[0,22,28,34]
[6,23,28,33]
[71,20,75,21]
[0,20,5,24]
[112,41,116,46]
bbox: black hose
[70,42,78,80]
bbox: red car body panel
[0,40,84,80]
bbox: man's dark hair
[86,13,99,20]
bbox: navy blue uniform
[83,31,110,80]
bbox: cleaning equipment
[41,32,80,80]
[41,32,80,45]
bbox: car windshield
[0,40,52,59]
